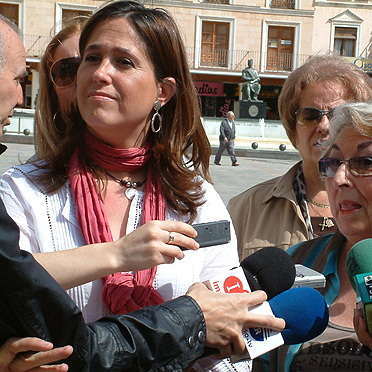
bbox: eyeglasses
[50,56,81,88]
[319,156,372,177]
[295,108,334,126]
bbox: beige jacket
[227,162,309,260]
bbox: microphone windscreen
[240,247,296,299]
[346,239,372,290]
[269,287,329,345]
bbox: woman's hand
[112,220,199,272]
[186,283,285,359]
[0,337,73,372]
[34,220,199,290]
[354,307,372,349]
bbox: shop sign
[343,57,372,73]
[195,81,224,97]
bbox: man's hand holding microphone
[187,283,285,359]
[188,245,329,363]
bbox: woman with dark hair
[0,1,243,370]
[228,55,372,260]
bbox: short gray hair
[227,111,234,118]
[0,14,22,72]
[322,101,372,156]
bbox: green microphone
[346,238,372,333]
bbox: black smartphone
[181,220,231,250]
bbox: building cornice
[142,0,314,17]
[191,68,289,79]
[314,0,372,8]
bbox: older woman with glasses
[228,55,372,260]
[255,100,372,371]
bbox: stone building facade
[2,0,372,119]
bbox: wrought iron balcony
[24,34,50,58]
[186,47,311,74]
[22,35,311,75]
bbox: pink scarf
[69,131,165,314]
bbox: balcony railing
[187,47,311,73]
[22,36,310,75]
[24,34,51,58]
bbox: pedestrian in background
[214,111,239,166]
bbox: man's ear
[157,77,176,107]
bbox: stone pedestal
[239,100,267,119]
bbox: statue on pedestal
[242,59,261,101]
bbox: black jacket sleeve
[0,198,206,371]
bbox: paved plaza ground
[0,141,299,205]
[209,155,298,205]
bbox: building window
[269,0,295,9]
[0,2,19,25]
[334,27,357,57]
[25,84,32,108]
[201,21,230,68]
[55,4,95,33]
[62,8,92,24]
[266,26,294,71]
[201,0,230,3]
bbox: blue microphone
[269,286,329,344]
[229,286,329,361]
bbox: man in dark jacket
[214,111,239,166]
[0,14,284,372]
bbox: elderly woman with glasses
[254,100,372,371]
[228,55,372,260]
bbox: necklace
[306,197,330,209]
[105,171,147,200]
[318,216,335,231]
[307,198,335,231]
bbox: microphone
[231,286,329,361]
[240,246,296,299]
[204,247,296,359]
[269,286,329,344]
[208,246,296,299]
[208,248,326,360]
[346,238,372,333]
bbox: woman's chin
[341,226,372,245]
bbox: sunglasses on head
[50,56,81,88]
[319,156,372,177]
[295,107,334,126]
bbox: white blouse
[0,163,239,323]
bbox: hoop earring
[52,109,63,134]
[151,100,162,133]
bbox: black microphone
[204,250,325,360]
[240,246,296,299]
